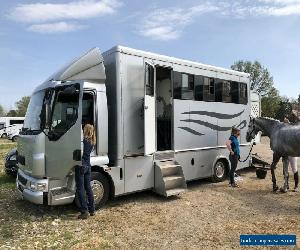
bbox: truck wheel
[12,136,18,142]
[212,160,227,182]
[75,172,110,210]
[1,134,7,139]
[256,169,267,179]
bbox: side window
[145,63,154,96]
[215,79,223,102]
[173,72,194,100]
[203,77,215,102]
[231,82,239,104]
[82,92,94,126]
[194,75,204,101]
[239,83,248,104]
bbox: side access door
[144,60,156,155]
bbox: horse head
[246,117,259,142]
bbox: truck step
[50,188,75,205]
[166,188,187,197]
[164,176,184,190]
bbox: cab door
[45,83,83,178]
[144,61,156,155]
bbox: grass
[0,139,116,249]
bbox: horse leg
[280,157,289,193]
[271,153,281,192]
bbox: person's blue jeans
[229,154,238,185]
[75,165,95,214]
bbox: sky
[0,0,300,110]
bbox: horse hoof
[280,187,288,193]
[273,186,279,192]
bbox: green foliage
[261,87,281,118]
[6,110,18,117]
[0,105,5,116]
[4,96,30,117]
[15,96,30,116]
[231,60,274,96]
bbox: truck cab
[16,48,111,208]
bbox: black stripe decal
[181,119,232,131]
[178,127,204,136]
[237,120,247,130]
[182,110,245,119]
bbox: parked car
[5,148,18,177]
[8,131,20,142]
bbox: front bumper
[16,169,48,205]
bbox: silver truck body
[16,46,252,206]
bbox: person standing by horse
[282,117,299,192]
[226,127,241,188]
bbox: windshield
[23,90,46,130]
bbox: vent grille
[18,174,27,186]
[251,102,260,117]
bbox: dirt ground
[0,137,299,249]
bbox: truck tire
[212,160,228,182]
[1,133,7,139]
[75,172,110,210]
[256,169,267,179]
[12,136,18,142]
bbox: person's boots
[294,172,299,192]
[78,211,89,220]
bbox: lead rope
[238,143,255,163]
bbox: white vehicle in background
[8,128,22,142]
[0,117,24,138]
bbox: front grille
[18,174,27,186]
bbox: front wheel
[12,136,18,142]
[212,160,228,182]
[75,172,110,210]
[1,134,7,139]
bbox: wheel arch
[91,165,115,199]
[213,155,230,175]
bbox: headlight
[10,154,17,161]
[30,182,47,192]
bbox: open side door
[144,61,156,155]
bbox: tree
[0,104,5,116]
[6,110,18,117]
[231,60,274,96]
[275,97,297,123]
[15,96,30,116]
[261,87,281,118]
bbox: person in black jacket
[75,124,96,219]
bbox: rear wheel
[75,172,110,210]
[212,160,228,182]
[12,136,18,142]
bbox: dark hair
[231,127,240,135]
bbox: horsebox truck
[0,117,24,138]
[16,46,254,208]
